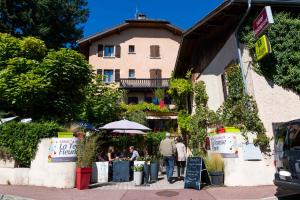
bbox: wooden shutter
[154,45,160,57]
[96,69,102,75]
[115,45,121,58]
[150,69,156,79]
[115,69,120,82]
[98,44,103,57]
[150,45,155,57]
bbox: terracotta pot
[76,167,92,190]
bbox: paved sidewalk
[0,185,286,200]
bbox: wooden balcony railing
[119,78,170,89]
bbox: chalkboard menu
[184,156,210,190]
[112,160,130,182]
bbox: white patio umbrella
[112,129,146,135]
[0,116,18,124]
[100,119,151,131]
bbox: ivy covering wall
[240,12,300,94]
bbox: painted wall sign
[252,6,274,38]
[209,133,238,158]
[48,138,78,162]
[255,34,272,61]
[58,132,74,138]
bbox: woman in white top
[175,137,187,179]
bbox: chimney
[137,13,147,20]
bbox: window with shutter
[115,69,120,82]
[150,45,160,58]
[104,45,115,57]
[98,44,103,57]
[115,45,121,58]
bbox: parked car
[274,119,300,192]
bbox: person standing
[129,146,139,161]
[175,137,187,179]
[159,132,176,183]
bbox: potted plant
[154,88,165,108]
[134,156,145,167]
[76,134,98,190]
[205,153,224,186]
[133,164,144,186]
[143,156,151,185]
[150,155,159,182]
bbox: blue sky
[83,0,224,37]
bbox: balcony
[119,78,169,89]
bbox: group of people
[98,132,187,184]
[159,132,187,184]
[98,146,140,162]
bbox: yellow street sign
[255,34,271,61]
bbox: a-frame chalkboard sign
[184,156,210,190]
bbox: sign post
[252,6,274,38]
[252,6,274,60]
[255,34,272,61]
[184,157,210,190]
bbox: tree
[0,0,89,49]
[0,33,92,121]
[80,79,124,126]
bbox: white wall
[197,33,300,186]
[0,139,76,188]
[199,34,238,111]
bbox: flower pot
[150,162,159,182]
[143,164,150,185]
[91,162,109,183]
[209,171,224,186]
[112,160,130,182]
[159,100,165,108]
[134,171,143,186]
[76,167,92,190]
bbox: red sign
[252,6,274,38]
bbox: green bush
[0,121,62,167]
[0,146,12,161]
[240,12,300,93]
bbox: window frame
[104,45,115,58]
[128,45,135,54]
[128,69,135,79]
[103,69,114,83]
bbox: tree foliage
[240,12,300,93]
[168,77,193,111]
[0,0,89,48]
[80,80,124,126]
[0,33,92,121]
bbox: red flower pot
[76,167,92,190]
[159,100,165,108]
[217,127,225,134]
